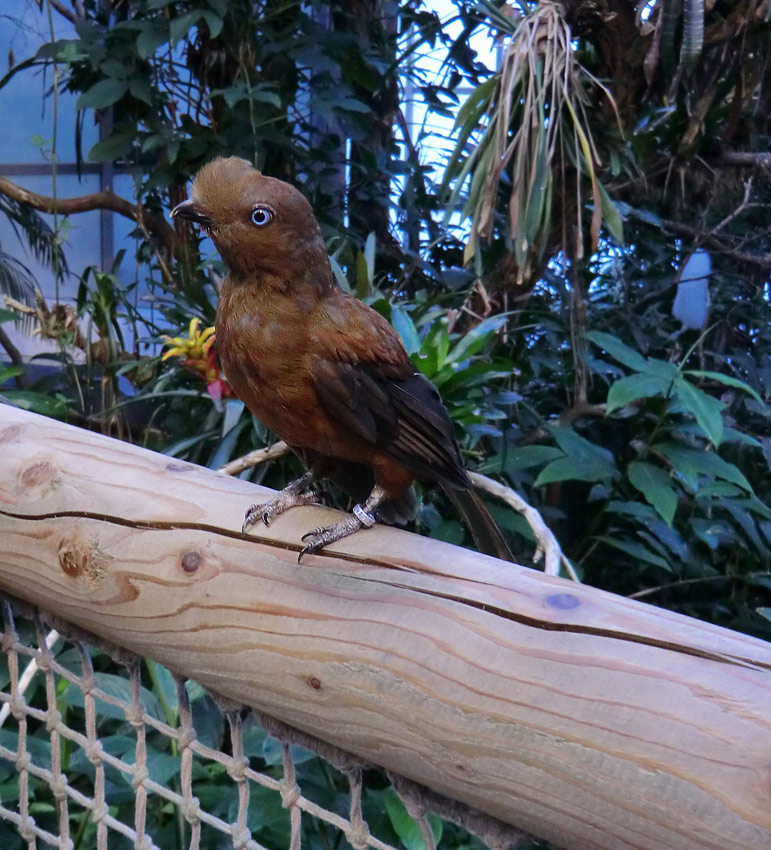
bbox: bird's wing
[312,295,470,489]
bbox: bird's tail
[441,484,516,563]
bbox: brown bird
[172,157,513,561]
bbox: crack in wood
[3,508,770,674]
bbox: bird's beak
[171,199,213,227]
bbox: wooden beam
[0,404,770,850]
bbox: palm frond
[445,0,621,285]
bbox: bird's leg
[299,485,388,561]
[242,471,318,533]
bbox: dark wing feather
[314,361,470,490]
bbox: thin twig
[469,471,579,580]
[218,441,290,476]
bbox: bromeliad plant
[162,318,231,405]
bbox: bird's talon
[301,527,324,542]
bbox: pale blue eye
[250,206,273,227]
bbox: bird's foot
[298,503,377,562]
[242,471,317,533]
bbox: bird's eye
[250,206,274,227]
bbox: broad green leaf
[758,608,771,623]
[627,461,678,526]
[683,370,763,402]
[0,365,24,383]
[534,455,615,487]
[383,788,443,850]
[62,673,162,721]
[0,308,19,323]
[606,500,658,521]
[656,443,752,492]
[606,373,672,413]
[87,130,135,162]
[547,425,616,466]
[170,11,204,47]
[445,314,507,365]
[2,390,67,418]
[597,536,672,570]
[673,377,724,446]
[76,78,128,110]
[495,445,565,471]
[136,22,169,58]
[690,518,733,550]
[586,331,648,372]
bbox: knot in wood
[20,460,56,488]
[307,675,322,690]
[58,532,109,587]
[180,550,203,573]
[0,424,21,444]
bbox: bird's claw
[296,509,376,563]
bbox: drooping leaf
[606,373,672,413]
[656,443,752,492]
[534,455,615,487]
[683,370,763,402]
[627,461,678,525]
[76,79,129,110]
[586,331,649,372]
[672,377,724,446]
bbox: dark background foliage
[0,1,770,844]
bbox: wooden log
[0,403,770,850]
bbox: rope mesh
[0,595,529,850]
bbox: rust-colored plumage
[172,157,513,561]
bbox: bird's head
[171,157,330,285]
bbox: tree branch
[716,151,771,170]
[49,0,78,24]
[0,176,175,251]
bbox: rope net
[0,596,529,850]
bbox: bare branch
[469,471,579,580]
[218,441,290,476]
[0,176,175,251]
[716,151,771,170]
[49,1,78,24]
[659,217,771,270]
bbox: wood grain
[0,404,770,850]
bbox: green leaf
[656,443,752,492]
[76,79,129,110]
[606,373,672,413]
[2,390,67,418]
[129,77,154,105]
[136,22,169,58]
[383,788,442,850]
[627,461,678,526]
[390,304,420,355]
[599,182,624,244]
[0,365,24,383]
[586,332,648,372]
[683,370,763,402]
[62,673,162,721]
[547,425,616,467]
[87,130,135,162]
[170,11,204,47]
[597,536,672,570]
[673,377,724,446]
[0,308,19,323]
[535,455,615,487]
[495,445,565,471]
[445,314,506,364]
